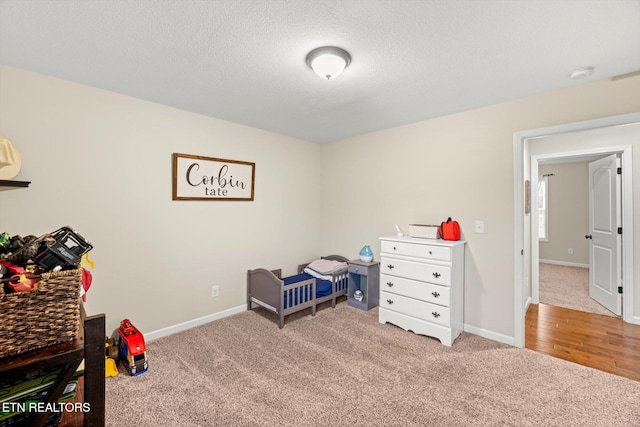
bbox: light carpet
[539,263,617,317]
[106,301,640,426]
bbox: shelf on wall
[0,180,31,191]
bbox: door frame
[513,112,640,348]
[530,150,624,310]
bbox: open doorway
[534,155,621,317]
[529,145,630,320]
[512,113,639,348]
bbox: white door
[588,154,622,315]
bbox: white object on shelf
[408,224,441,239]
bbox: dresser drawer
[380,240,450,262]
[380,257,451,286]
[380,291,450,327]
[380,274,450,306]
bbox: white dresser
[378,236,465,346]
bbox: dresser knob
[432,292,440,298]
[432,312,440,318]
[387,282,394,287]
[387,264,395,270]
[429,251,432,255]
[387,299,394,305]
[393,246,397,250]
[432,272,441,278]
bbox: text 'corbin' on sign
[172,153,255,201]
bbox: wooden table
[0,306,105,426]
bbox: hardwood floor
[526,303,640,382]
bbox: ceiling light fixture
[569,66,595,80]
[306,46,351,80]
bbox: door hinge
[617,167,622,174]
[618,286,623,294]
[618,227,623,235]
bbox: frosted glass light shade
[306,46,351,80]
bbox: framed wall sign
[172,153,255,201]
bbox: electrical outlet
[211,285,219,298]
[568,248,574,255]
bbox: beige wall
[320,76,640,341]
[538,162,589,266]
[0,65,322,334]
[2,63,639,343]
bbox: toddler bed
[247,255,349,328]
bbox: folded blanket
[303,268,348,282]
[304,259,347,276]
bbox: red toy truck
[118,319,148,376]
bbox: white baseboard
[145,304,246,342]
[539,259,589,268]
[629,314,640,326]
[463,323,516,347]
[146,304,521,348]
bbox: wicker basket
[0,268,82,359]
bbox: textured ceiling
[1,0,639,143]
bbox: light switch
[475,221,485,233]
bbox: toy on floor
[105,337,119,378]
[118,319,148,376]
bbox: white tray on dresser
[378,235,466,346]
